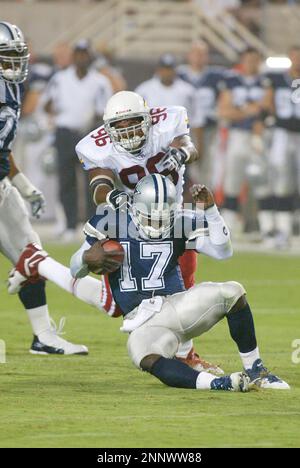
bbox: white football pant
[0,178,40,265]
[127,281,245,369]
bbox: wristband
[180,147,191,163]
[11,172,36,197]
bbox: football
[102,239,125,270]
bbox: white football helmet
[103,91,151,154]
[0,21,30,83]
[132,174,178,239]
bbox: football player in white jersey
[75,90,223,374]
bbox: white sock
[26,305,52,336]
[275,211,293,238]
[196,371,216,390]
[38,257,103,311]
[258,210,274,236]
[175,339,193,359]
[239,347,260,370]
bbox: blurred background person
[93,42,127,93]
[135,53,195,119]
[52,41,72,72]
[177,41,225,191]
[218,47,274,241]
[42,40,112,242]
[263,46,300,249]
[13,42,73,229]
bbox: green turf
[0,245,299,448]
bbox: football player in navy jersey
[0,21,87,355]
[74,90,225,374]
[69,174,289,391]
[263,46,300,248]
[177,41,225,188]
[218,47,273,241]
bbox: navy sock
[227,302,257,353]
[18,280,47,309]
[150,356,200,389]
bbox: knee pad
[127,327,179,370]
[220,281,246,312]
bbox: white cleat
[254,377,290,390]
[30,334,88,355]
[246,359,290,390]
[30,318,88,356]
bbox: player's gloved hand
[190,184,215,210]
[159,147,190,172]
[26,190,46,219]
[11,173,46,218]
[106,189,131,212]
[83,240,123,275]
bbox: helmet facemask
[0,43,30,83]
[132,201,177,239]
[105,113,151,155]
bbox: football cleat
[30,318,88,356]
[177,348,224,376]
[245,359,290,390]
[210,372,250,392]
[8,243,48,294]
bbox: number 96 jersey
[75,106,190,203]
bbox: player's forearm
[93,183,111,205]
[182,141,199,164]
[170,134,199,164]
[70,242,91,279]
[89,169,116,205]
[196,205,233,259]
[9,154,36,194]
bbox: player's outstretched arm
[190,184,233,260]
[88,167,116,205]
[8,152,45,218]
[170,134,199,164]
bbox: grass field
[0,244,300,448]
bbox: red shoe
[8,243,48,294]
[177,348,224,375]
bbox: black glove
[159,147,189,172]
[106,189,131,211]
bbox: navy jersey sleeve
[0,81,22,180]
[0,106,18,180]
[83,206,125,245]
[221,71,240,91]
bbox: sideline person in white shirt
[135,54,195,123]
[43,40,112,241]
